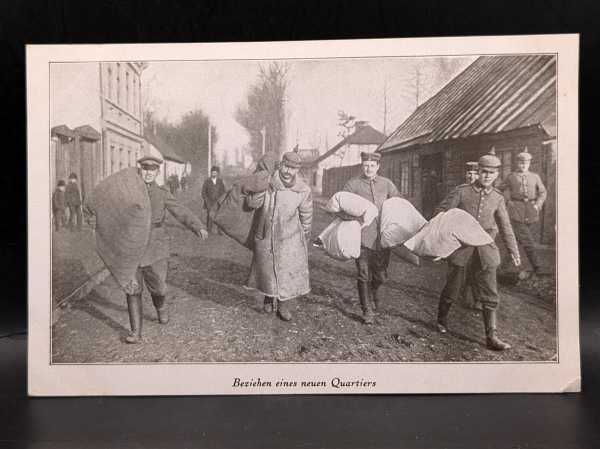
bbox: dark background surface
[1,0,598,447]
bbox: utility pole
[260,126,266,155]
[207,118,212,175]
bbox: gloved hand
[198,229,209,240]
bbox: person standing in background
[502,149,547,278]
[65,173,82,231]
[52,180,67,232]
[202,166,226,234]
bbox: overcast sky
[50,56,475,164]
[143,56,475,163]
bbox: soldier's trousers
[68,205,82,230]
[441,250,499,311]
[512,221,540,270]
[53,209,66,231]
[132,259,169,307]
[355,246,391,287]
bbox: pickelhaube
[478,146,501,169]
[516,147,532,161]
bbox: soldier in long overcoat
[501,149,547,277]
[435,151,521,351]
[84,156,208,344]
[245,152,313,322]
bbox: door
[420,152,444,219]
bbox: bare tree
[236,61,289,161]
[333,110,356,166]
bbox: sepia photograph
[27,35,579,395]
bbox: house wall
[100,62,145,178]
[383,127,556,244]
[323,126,556,244]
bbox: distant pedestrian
[502,149,547,278]
[167,174,180,195]
[180,173,188,191]
[52,180,67,232]
[84,156,208,344]
[65,173,82,231]
[341,152,400,324]
[201,166,226,234]
[245,152,313,322]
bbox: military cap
[68,172,78,180]
[478,147,501,169]
[282,151,303,168]
[137,155,164,167]
[360,151,381,162]
[57,180,66,186]
[210,166,221,173]
[516,148,532,161]
[465,161,479,172]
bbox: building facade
[50,62,148,199]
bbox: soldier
[85,156,208,344]
[435,151,521,351]
[65,173,82,231]
[465,161,479,185]
[502,149,547,278]
[202,166,227,234]
[342,152,400,324]
[52,180,67,232]
[245,152,313,322]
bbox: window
[110,145,117,174]
[400,161,410,195]
[107,65,113,100]
[125,71,130,111]
[116,63,121,105]
[119,147,124,170]
[497,149,513,180]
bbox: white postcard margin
[27,34,580,395]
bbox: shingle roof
[51,125,76,139]
[309,124,387,166]
[73,125,101,141]
[144,131,185,164]
[379,55,557,153]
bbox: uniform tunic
[502,171,547,224]
[436,182,519,309]
[245,172,313,301]
[342,174,400,286]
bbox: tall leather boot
[125,294,143,344]
[482,308,511,351]
[277,299,292,322]
[152,295,169,324]
[263,296,275,314]
[370,281,382,311]
[358,281,375,324]
[436,298,452,333]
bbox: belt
[152,222,163,228]
[511,198,530,202]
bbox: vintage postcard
[27,34,580,395]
